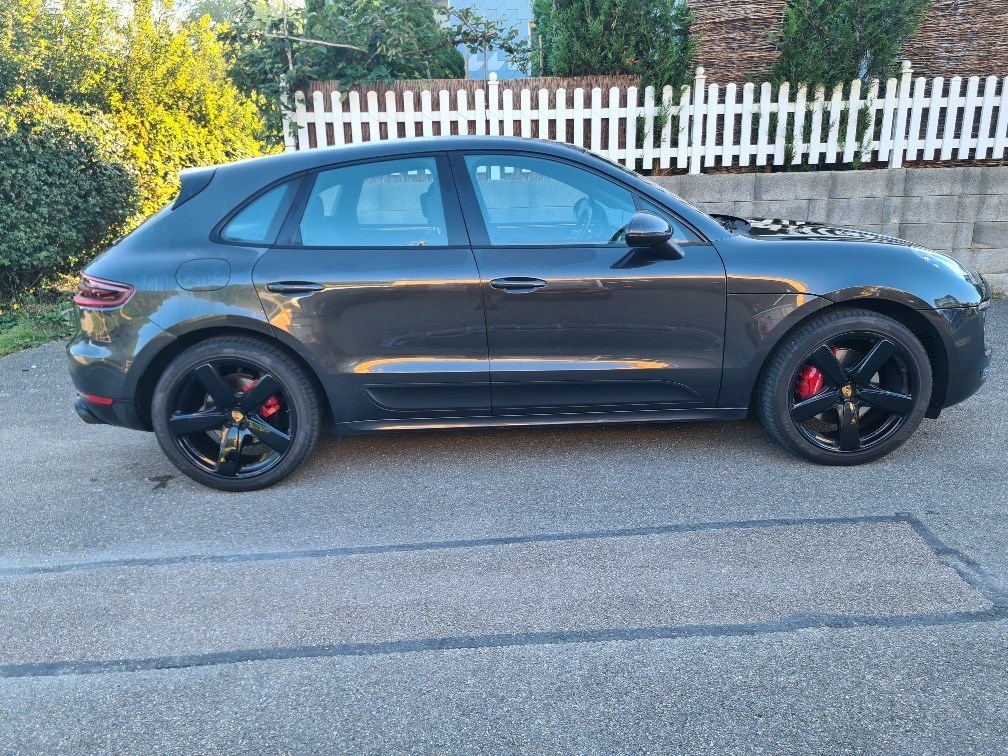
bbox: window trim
[210,172,309,248]
[273,152,469,250]
[448,150,708,249]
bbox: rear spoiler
[172,166,217,209]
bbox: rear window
[221,180,297,244]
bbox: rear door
[450,151,726,415]
[251,153,490,423]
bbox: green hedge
[0,96,137,300]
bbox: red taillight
[73,274,134,309]
[78,392,114,406]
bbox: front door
[253,154,490,423]
[450,151,726,415]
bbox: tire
[151,336,320,491]
[758,308,932,465]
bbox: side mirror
[625,211,684,259]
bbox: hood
[711,215,912,247]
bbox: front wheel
[152,336,320,491]
[759,308,933,465]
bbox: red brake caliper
[795,364,825,400]
[259,394,281,419]
[795,348,841,400]
[245,376,282,419]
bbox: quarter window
[463,154,637,246]
[221,180,297,244]
[299,157,448,247]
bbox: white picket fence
[284,62,1008,174]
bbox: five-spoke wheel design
[788,333,916,453]
[152,336,320,491]
[167,359,295,479]
[759,308,932,465]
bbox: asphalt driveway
[1,303,1006,753]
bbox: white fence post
[293,91,309,151]
[772,81,790,165]
[689,66,706,174]
[959,75,981,159]
[993,77,1008,159]
[625,85,639,169]
[890,60,913,168]
[486,73,500,136]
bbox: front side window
[221,180,297,244]
[299,157,447,247]
[463,154,636,246]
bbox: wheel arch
[748,296,950,418]
[133,324,335,431]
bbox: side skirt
[338,407,749,434]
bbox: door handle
[490,277,548,293]
[265,281,325,294]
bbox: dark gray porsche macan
[68,136,992,490]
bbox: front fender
[719,292,834,408]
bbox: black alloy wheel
[168,360,293,477]
[152,337,320,491]
[788,332,916,453]
[760,308,933,465]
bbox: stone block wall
[651,166,1008,293]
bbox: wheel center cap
[230,409,245,423]
[841,384,854,399]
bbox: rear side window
[298,157,447,247]
[221,180,297,244]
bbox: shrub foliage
[770,0,931,88]
[0,0,264,300]
[531,0,695,92]
[0,97,137,297]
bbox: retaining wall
[652,166,1008,293]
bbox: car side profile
[68,137,992,490]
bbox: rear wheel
[151,337,320,491]
[759,308,932,465]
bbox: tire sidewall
[151,339,319,491]
[767,312,933,465]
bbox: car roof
[221,136,593,174]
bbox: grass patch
[0,296,73,357]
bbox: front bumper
[936,300,992,410]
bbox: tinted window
[221,181,295,244]
[299,157,447,247]
[463,154,636,245]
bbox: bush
[1,0,265,220]
[112,10,265,215]
[0,96,137,299]
[770,0,931,88]
[532,0,695,91]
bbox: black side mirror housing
[625,211,684,259]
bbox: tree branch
[403,34,495,58]
[260,31,367,54]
